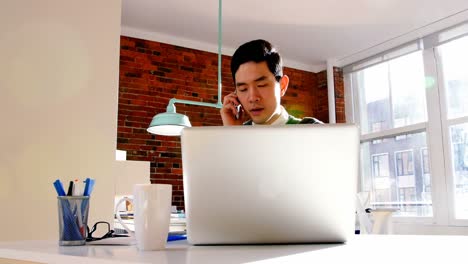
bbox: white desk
[0,235,465,264]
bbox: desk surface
[0,235,465,264]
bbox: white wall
[0,0,122,241]
[115,161,150,196]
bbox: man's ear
[279,75,289,97]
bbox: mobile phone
[235,104,242,120]
[233,90,241,120]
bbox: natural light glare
[450,123,468,219]
[388,51,427,127]
[362,63,389,103]
[357,51,427,134]
[440,36,468,80]
[438,36,468,119]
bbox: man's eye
[257,84,267,87]
[238,88,247,92]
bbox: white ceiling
[121,0,468,71]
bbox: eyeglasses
[86,221,129,242]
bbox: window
[395,150,414,176]
[420,148,431,198]
[371,153,391,202]
[356,50,427,135]
[346,22,468,225]
[437,35,468,220]
[372,121,384,133]
[438,36,468,119]
[421,148,430,175]
[372,153,390,177]
[449,124,468,219]
[351,49,431,217]
[361,133,430,216]
[371,122,384,144]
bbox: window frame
[349,53,432,223]
[345,21,468,227]
[434,36,468,226]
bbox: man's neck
[253,106,288,125]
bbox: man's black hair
[230,39,283,84]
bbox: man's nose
[248,87,261,102]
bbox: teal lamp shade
[147,112,192,136]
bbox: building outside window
[351,49,430,216]
[345,22,468,225]
[371,153,391,202]
[420,148,431,197]
[395,150,416,206]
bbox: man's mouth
[249,108,264,116]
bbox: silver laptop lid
[181,124,359,245]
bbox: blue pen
[87,178,95,196]
[81,178,95,217]
[83,178,89,196]
[53,180,67,196]
[83,178,95,196]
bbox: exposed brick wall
[314,70,330,123]
[313,68,346,124]
[117,36,334,210]
[281,67,316,120]
[334,67,346,123]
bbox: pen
[73,179,82,196]
[75,202,84,237]
[66,181,74,196]
[72,179,84,235]
[83,178,95,196]
[53,180,66,196]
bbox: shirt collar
[252,106,289,126]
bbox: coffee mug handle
[115,197,135,237]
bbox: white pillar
[327,59,337,123]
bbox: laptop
[181,124,359,245]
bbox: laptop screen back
[181,124,359,244]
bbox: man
[220,39,322,126]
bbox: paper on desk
[86,237,136,245]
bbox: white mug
[115,184,172,251]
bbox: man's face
[235,61,288,124]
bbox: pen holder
[57,196,90,246]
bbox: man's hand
[220,92,245,126]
